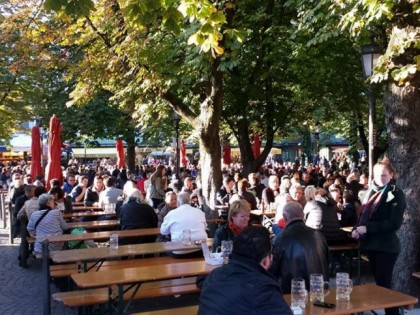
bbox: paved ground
[0,212,418,315]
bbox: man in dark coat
[198,226,292,315]
[269,202,330,294]
[117,190,158,245]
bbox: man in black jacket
[199,226,292,315]
[270,202,329,294]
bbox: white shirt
[160,204,207,242]
[98,187,123,206]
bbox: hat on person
[328,184,341,192]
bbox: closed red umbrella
[45,115,64,190]
[180,139,187,167]
[116,139,125,168]
[253,133,261,158]
[223,144,232,165]
[30,126,42,179]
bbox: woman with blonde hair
[212,199,251,252]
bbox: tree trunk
[125,137,136,174]
[199,59,223,209]
[386,26,420,299]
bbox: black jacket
[269,220,330,294]
[199,254,292,315]
[212,224,235,252]
[360,182,406,253]
[305,197,349,244]
[118,199,158,245]
[83,186,103,206]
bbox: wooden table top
[63,211,116,218]
[133,305,198,315]
[66,220,119,230]
[50,239,213,264]
[71,206,103,211]
[105,283,420,315]
[283,283,418,314]
[250,210,276,218]
[39,227,160,243]
[72,260,217,289]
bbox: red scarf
[229,221,245,235]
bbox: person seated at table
[84,175,105,207]
[261,174,279,211]
[98,176,123,206]
[160,192,207,258]
[198,226,292,315]
[212,199,251,252]
[216,176,234,206]
[338,189,357,227]
[70,175,89,203]
[181,176,195,195]
[304,188,349,245]
[247,172,265,201]
[118,188,158,245]
[17,186,47,220]
[49,186,73,214]
[157,191,177,228]
[237,179,257,210]
[269,202,329,294]
[62,174,77,194]
[27,193,68,253]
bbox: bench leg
[42,240,51,315]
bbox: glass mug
[336,278,353,301]
[310,274,329,302]
[221,240,233,264]
[291,278,308,309]
[180,229,192,246]
[336,272,349,282]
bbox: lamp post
[361,43,382,180]
[172,111,181,179]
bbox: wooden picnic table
[66,219,119,230]
[250,209,276,218]
[63,211,116,218]
[50,239,213,265]
[283,283,418,314]
[71,206,104,211]
[37,227,161,244]
[71,260,217,314]
[133,283,418,315]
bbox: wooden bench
[50,256,201,278]
[328,242,361,282]
[52,277,200,308]
[133,305,198,315]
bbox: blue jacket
[198,254,292,315]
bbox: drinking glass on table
[221,240,233,264]
[310,273,329,302]
[291,278,308,309]
[336,278,353,301]
[181,229,192,246]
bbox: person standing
[149,165,167,208]
[352,159,406,315]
